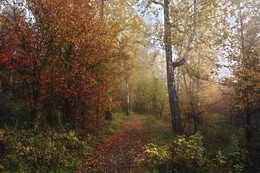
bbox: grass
[199,113,247,157]
[142,115,174,145]
[140,113,246,157]
[77,112,131,153]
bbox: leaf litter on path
[78,118,146,173]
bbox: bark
[239,2,252,142]
[151,0,197,135]
[194,55,201,133]
[196,56,201,107]
[125,76,130,116]
[177,66,181,94]
[31,60,39,122]
[96,103,100,127]
[172,0,198,68]
[100,0,104,20]
[164,0,183,135]
[245,107,252,141]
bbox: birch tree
[134,0,222,135]
[135,0,198,134]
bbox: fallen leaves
[78,118,146,173]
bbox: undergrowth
[139,115,248,173]
[143,116,173,145]
[0,112,129,172]
[139,133,247,173]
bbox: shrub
[141,133,205,173]
[211,135,247,173]
[0,128,89,172]
[140,133,247,173]
[142,143,170,172]
[169,133,205,172]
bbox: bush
[0,114,127,172]
[0,128,90,172]
[169,133,205,172]
[141,133,205,173]
[140,133,247,173]
[211,135,247,173]
[142,143,170,172]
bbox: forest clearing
[0,0,259,172]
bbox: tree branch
[150,0,164,6]
[173,0,198,68]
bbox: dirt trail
[78,118,145,173]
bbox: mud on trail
[78,118,146,173]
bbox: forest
[0,0,259,172]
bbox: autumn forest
[0,0,259,172]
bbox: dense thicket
[0,0,139,128]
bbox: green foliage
[142,143,170,172]
[211,136,247,173]
[140,133,205,173]
[0,128,89,172]
[0,112,129,172]
[140,133,247,173]
[143,116,173,145]
[169,133,205,172]
[133,78,168,117]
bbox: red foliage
[0,0,125,126]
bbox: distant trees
[222,0,260,141]
[98,0,146,117]
[133,77,168,118]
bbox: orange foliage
[0,0,127,126]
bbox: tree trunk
[31,61,39,123]
[164,0,183,135]
[196,56,201,107]
[177,67,181,94]
[125,76,130,116]
[238,2,253,142]
[245,108,252,141]
[100,0,104,20]
[96,103,100,127]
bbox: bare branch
[150,0,164,6]
[171,4,193,24]
[173,0,198,68]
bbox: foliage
[142,143,170,173]
[210,135,247,173]
[0,113,128,172]
[0,128,85,172]
[169,133,205,172]
[143,116,173,145]
[0,0,143,128]
[220,0,260,141]
[140,133,247,173]
[133,78,168,117]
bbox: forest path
[78,117,146,173]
